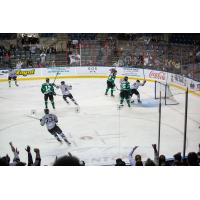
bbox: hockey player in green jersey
[41,78,56,109]
[119,76,131,107]
[105,68,117,97]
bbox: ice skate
[57,138,62,144]
[118,104,124,109]
[64,138,71,145]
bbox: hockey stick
[115,85,120,90]
[25,115,40,121]
[53,71,60,84]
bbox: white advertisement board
[0,66,199,94]
[121,67,143,77]
[44,66,76,76]
[76,66,112,75]
[169,73,200,92]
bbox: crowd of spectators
[0,43,56,68]
[0,45,12,68]
[1,142,199,166]
[19,33,39,45]
[0,34,200,80]
[109,36,200,80]
[112,39,196,68]
[0,142,41,166]
[0,142,84,166]
[127,144,200,166]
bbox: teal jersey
[41,83,55,94]
[120,80,130,91]
[107,74,116,84]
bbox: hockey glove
[25,145,31,153]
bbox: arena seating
[0,33,200,81]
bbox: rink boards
[0,66,200,96]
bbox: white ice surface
[0,78,200,165]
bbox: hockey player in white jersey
[130,80,146,103]
[56,81,78,105]
[40,109,71,144]
[8,68,19,87]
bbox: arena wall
[0,66,200,96]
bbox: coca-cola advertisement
[149,70,166,81]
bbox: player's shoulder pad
[51,113,57,118]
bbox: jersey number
[45,85,51,93]
[45,116,54,123]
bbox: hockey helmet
[124,76,128,81]
[46,78,50,83]
[136,80,140,82]
[44,108,49,114]
[110,68,117,74]
[61,81,65,85]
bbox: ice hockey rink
[0,78,200,165]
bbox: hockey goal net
[154,81,179,105]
